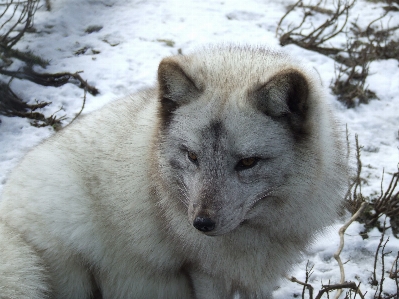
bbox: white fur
[0,46,348,299]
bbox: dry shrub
[0,0,98,128]
[276,0,399,108]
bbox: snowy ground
[0,0,398,297]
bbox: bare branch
[0,68,99,95]
[66,84,87,127]
[276,0,302,38]
[289,275,314,299]
[389,251,399,297]
[315,282,365,299]
[277,0,355,55]
[333,201,367,299]
[0,0,99,128]
[0,0,40,48]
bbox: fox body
[0,46,347,299]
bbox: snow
[0,0,398,297]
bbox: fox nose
[193,216,215,232]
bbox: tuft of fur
[0,222,49,299]
[0,45,348,299]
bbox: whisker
[175,177,189,208]
[248,185,281,210]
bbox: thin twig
[372,221,386,286]
[289,276,314,299]
[378,237,391,298]
[333,201,368,299]
[67,85,87,127]
[315,282,365,299]
[276,0,302,37]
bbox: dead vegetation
[277,0,399,108]
[289,203,368,299]
[277,0,355,55]
[290,134,399,298]
[0,0,98,129]
[347,134,399,238]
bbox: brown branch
[368,171,399,229]
[390,251,399,297]
[378,237,391,298]
[0,0,40,48]
[372,219,387,286]
[315,282,364,299]
[0,68,99,95]
[276,0,303,38]
[289,276,314,299]
[66,84,87,127]
[278,0,355,53]
[389,251,399,279]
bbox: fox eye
[235,157,259,171]
[187,151,198,164]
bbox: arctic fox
[0,45,347,299]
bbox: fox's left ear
[158,58,202,124]
[250,69,310,134]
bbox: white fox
[0,45,348,299]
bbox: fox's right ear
[158,58,202,124]
[250,69,310,136]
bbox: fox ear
[252,70,309,117]
[250,70,310,134]
[158,58,201,125]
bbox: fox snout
[188,189,240,235]
[193,216,216,232]
[190,203,217,233]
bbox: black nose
[193,216,216,232]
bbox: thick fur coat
[0,46,348,299]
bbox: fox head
[155,46,341,237]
